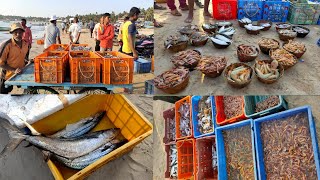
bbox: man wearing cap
[44,15,61,49]
[0,23,28,93]
[68,17,82,44]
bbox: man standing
[44,15,61,49]
[122,7,140,60]
[98,13,114,53]
[68,17,82,44]
[93,15,104,51]
[21,18,32,63]
[0,23,28,93]
[118,16,129,52]
[89,19,95,38]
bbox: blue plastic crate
[244,95,288,119]
[216,119,258,179]
[263,0,290,22]
[134,58,151,73]
[144,79,154,94]
[254,106,320,179]
[191,96,216,138]
[318,15,320,24]
[238,0,264,20]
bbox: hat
[49,15,57,21]
[10,23,25,33]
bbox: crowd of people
[0,7,142,94]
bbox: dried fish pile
[255,96,280,113]
[276,23,291,30]
[178,24,200,35]
[255,60,280,81]
[217,26,236,37]
[103,53,118,58]
[56,47,66,51]
[223,96,243,119]
[202,23,217,30]
[259,22,271,28]
[171,50,201,67]
[258,38,279,49]
[260,112,317,179]
[190,32,208,42]
[197,96,213,134]
[169,145,178,178]
[197,56,227,74]
[164,34,189,49]
[168,118,176,141]
[178,100,191,137]
[154,66,189,89]
[212,144,218,170]
[270,49,297,67]
[71,46,92,51]
[278,29,297,37]
[283,40,306,54]
[226,65,251,83]
[223,125,255,180]
[238,45,258,56]
[293,26,309,34]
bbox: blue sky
[0,0,153,17]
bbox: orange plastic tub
[215,96,246,125]
[175,96,193,140]
[69,51,102,84]
[34,51,69,83]
[177,139,195,179]
[95,51,134,85]
[44,44,69,52]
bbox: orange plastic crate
[215,96,246,125]
[177,139,195,179]
[44,44,69,52]
[69,51,101,84]
[69,44,91,51]
[194,136,218,180]
[34,51,68,83]
[175,96,193,140]
[95,51,134,85]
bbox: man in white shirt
[44,15,61,49]
[68,17,81,44]
[93,15,104,51]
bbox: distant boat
[0,27,10,31]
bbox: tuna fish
[49,111,106,139]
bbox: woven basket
[292,26,310,38]
[246,28,260,35]
[258,39,280,54]
[269,49,298,70]
[254,60,284,84]
[158,76,189,94]
[278,32,297,42]
[198,62,226,78]
[190,38,208,47]
[168,41,188,52]
[283,46,306,59]
[202,25,217,34]
[275,23,292,32]
[257,20,272,31]
[238,20,248,28]
[211,39,231,49]
[237,45,259,62]
[224,63,253,88]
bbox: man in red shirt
[98,13,114,53]
[21,18,32,63]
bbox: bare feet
[184,16,193,23]
[171,9,182,16]
[203,11,212,17]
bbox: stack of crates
[238,0,264,20]
[134,58,152,74]
[262,0,290,22]
[288,0,320,24]
[212,0,238,19]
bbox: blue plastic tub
[254,106,320,179]
[238,0,264,21]
[244,95,288,119]
[216,119,258,179]
[144,79,154,94]
[191,96,216,138]
[262,0,290,22]
[134,58,151,73]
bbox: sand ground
[0,95,153,180]
[154,1,320,95]
[10,28,154,94]
[152,95,320,179]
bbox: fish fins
[42,150,52,162]
[0,119,26,159]
[18,118,41,136]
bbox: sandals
[171,9,182,16]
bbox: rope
[39,59,55,72]
[112,60,129,78]
[78,60,95,79]
[244,2,259,18]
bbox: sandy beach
[154,1,320,95]
[11,27,154,94]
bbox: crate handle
[39,59,56,72]
[176,138,187,149]
[112,61,129,78]
[244,2,259,18]
[78,60,95,79]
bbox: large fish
[0,120,120,159]
[52,139,127,169]
[49,111,106,139]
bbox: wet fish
[49,111,106,139]
[0,120,120,159]
[52,139,127,169]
